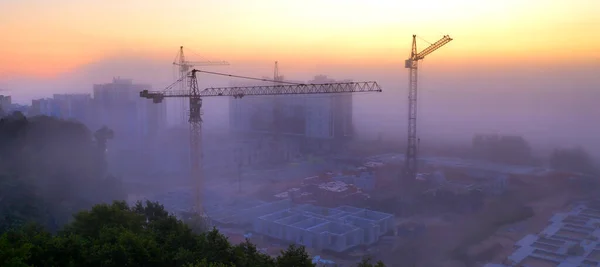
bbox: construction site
[125,39,600,266]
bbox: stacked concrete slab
[486,204,600,267]
[333,172,375,191]
[253,204,394,252]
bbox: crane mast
[141,69,381,214]
[188,71,203,215]
[404,34,452,180]
[173,46,229,125]
[273,62,284,162]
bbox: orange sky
[0,0,599,78]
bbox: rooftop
[493,204,600,266]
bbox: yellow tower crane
[404,35,452,180]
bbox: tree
[0,115,126,233]
[550,147,598,175]
[180,212,212,234]
[0,201,314,267]
[1,200,386,266]
[0,174,48,233]
[275,244,315,267]
[357,257,386,267]
[0,114,387,266]
[472,134,532,164]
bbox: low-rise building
[488,203,600,266]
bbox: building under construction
[229,74,354,155]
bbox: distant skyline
[1,0,598,80]
[1,0,599,157]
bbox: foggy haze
[1,55,598,158]
[2,2,600,266]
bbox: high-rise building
[92,77,167,147]
[0,95,12,113]
[306,75,353,140]
[30,94,92,125]
[53,94,92,122]
[229,75,354,140]
[30,98,60,117]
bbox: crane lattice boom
[414,35,453,60]
[140,81,381,101]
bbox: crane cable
[161,69,307,93]
[161,76,187,92]
[193,69,306,85]
[417,35,433,45]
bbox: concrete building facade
[92,77,167,147]
[30,98,63,118]
[0,95,11,113]
[151,188,394,253]
[52,94,92,122]
[228,75,354,141]
[253,203,394,252]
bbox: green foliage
[0,113,386,266]
[275,244,314,267]
[0,114,125,233]
[184,259,235,267]
[356,257,386,267]
[180,212,212,234]
[0,201,347,267]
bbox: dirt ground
[375,175,598,267]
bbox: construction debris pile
[269,171,375,207]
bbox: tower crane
[404,34,452,180]
[173,46,229,124]
[140,69,382,215]
[272,61,286,162]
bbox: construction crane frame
[173,46,229,124]
[404,34,452,180]
[146,81,382,99]
[141,69,382,215]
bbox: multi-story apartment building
[53,94,92,122]
[92,77,167,148]
[30,98,60,117]
[229,75,354,140]
[0,95,12,113]
[30,94,92,124]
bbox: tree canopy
[550,147,599,175]
[0,112,125,233]
[0,201,386,267]
[0,112,386,266]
